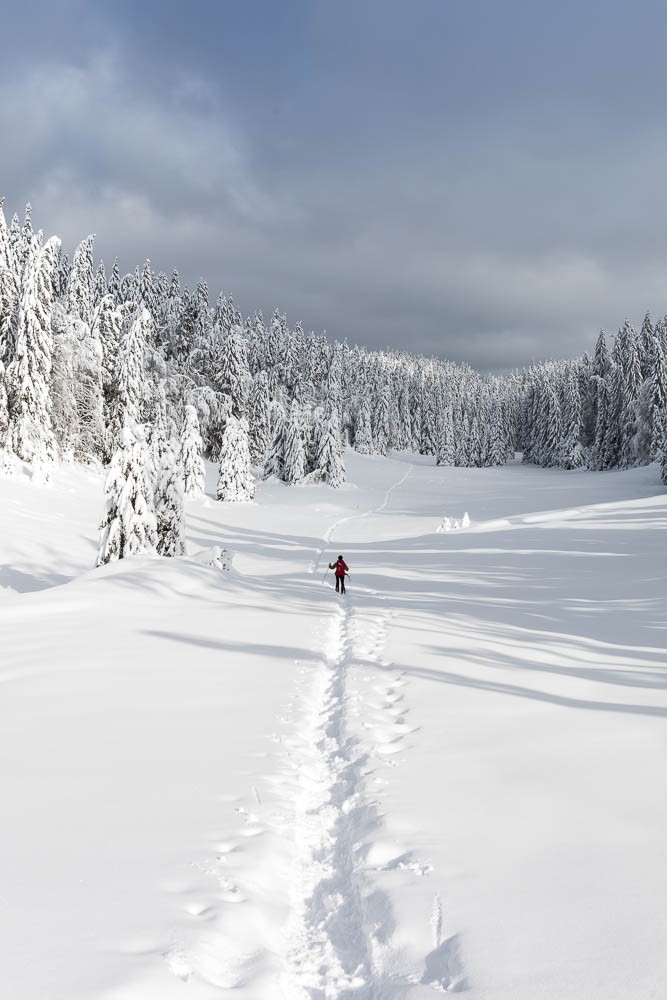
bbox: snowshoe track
[281,606,377,998]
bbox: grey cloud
[3,53,667,372]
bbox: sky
[3,0,667,370]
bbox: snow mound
[436,511,470,532]
[190,544,232,571]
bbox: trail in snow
[311,462,413,578]
[278,461,467,996]
[283,466,416,996]
[280,606,376,998]
[156,460,466,996]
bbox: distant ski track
[313,462,413,576]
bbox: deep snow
[0,454,666,999]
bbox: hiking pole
[322,567,330,585]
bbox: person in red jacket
[328,555,349,594]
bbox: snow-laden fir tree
[559,367,585,469]
[66,235,96,329]
[8,235,60,466]
[353,395,373,454]
[180,404,206,497]
[117,305,151,431]
[216,324,250,417]
[107,258,122,305]
[217,416,255,501]
[0,199,20,365]
[263,402,286,480]
[590,375,610,470]
[247,371,271,465]
[487,397,508,466]
[97,425,157,565]
[283,401,306,483]
[94,260,107,307]
[315,409,345,486]
[635,336,667,464]
[155,447,186,556]
[436,404,455,465]
[0,359,8,450]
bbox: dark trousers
[335,575,346,594]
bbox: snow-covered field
[1,453,666,1000]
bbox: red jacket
[331,558,348,577]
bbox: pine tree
[436,405,455,465]
[559,367,585,469]
[487,397,507,466]
[8,235,61,465]
[283,402,306,483]
[94,260,107,306]
[217,416,255,501]
[419,382,437,455]
[590,375,610,470]
[66,235,96,328]
[373,384,392,455]
[108,259,122,305]
[180,404,206,497]
[353,395,373,454]
[0,198,19,365]
[620,323,641,467]
[93,295,122,435]
[316,409,346,486]
[117,306,151,430]
[263,403,286,480]
[537,376,561,467]
[247,371,271,464]
[0,359,8,450]
[636,337,667,464]
[216,323,250,417]
[97,425,157,565]
[638,312,654,380]
[155,448,186,556]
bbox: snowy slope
[1,455,666,999]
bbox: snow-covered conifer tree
[537,376,562,467]
[155,447,186,556]
[353,395,373,454]
[373,384,392,456]
[283,402,306,483]
[108,258,122,305]
[636,336,667,464]
[66,235,95,329]
[216,324,250,417]
[315,409,345,486]
[8,235,60,465]
[217,416,255,501]
[0,199,19,365]
[263,403,286,480]
[247,371,271,465]
[436,405,455,466]
[97,425,157,565]
[589,375,609,470]
[559,367,585,469]
[0,359,8,449]
[180,403,206,497]
[94,260,107,306]
[117,306,151,430]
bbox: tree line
[1,201,665,561]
